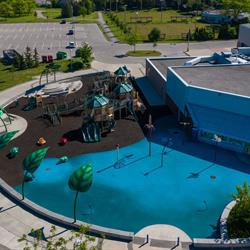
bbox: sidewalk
[97,11,119,43]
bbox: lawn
[127,50,161,56]
[0,59,82,91]
[104,9,210,42]
[0,9,98,23]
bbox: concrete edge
[0,178,134,242]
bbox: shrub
[227,181,250,238]
[148,27,161,43]
[192,27,214,41]
[218,25,237,40]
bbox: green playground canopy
[114,66,128,76]
[114,82,133,95]
[88,95,109,109]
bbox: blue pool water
[15,137,250,238]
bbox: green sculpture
[59,156,69,164]
[10,146,19,158]
[68,163,93,223]
[0,130,18,149]
[22,147,49,199]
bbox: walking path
[35,10,47,19]
[97,11,118,43]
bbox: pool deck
[0,192,193,250]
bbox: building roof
[172,64,250,97]
[187,103,250,143]
[150,58,192,78]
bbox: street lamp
[160,137,173,167]
[110,0,112,12]
[116,0,118,12]
[187,27,191,52]
[124,4,127,23]
[140,0,142,10]
[160,0,164,23]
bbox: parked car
[68,29,74,35]
[68,41,76,48]
[60,19,66,24]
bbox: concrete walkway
[35,10,47,19]
[97,11,118,43]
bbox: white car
[68,41,76,48]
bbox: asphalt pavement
[0,22,237,65]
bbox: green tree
[227,181,250,238]
[68,163,93,223]
[79,42,93,67]
[148,27,161,45]
[61,0,73,18]
[0,2,14,17]
[33,48,39,67]
[11,0,28,16]
[221,0,250,20]
[127,31,137,52]
[24,46,34,68]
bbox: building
[144,50,250,154]
[238,23,250,47]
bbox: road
[0,23,237,65]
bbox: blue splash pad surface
[15,139,250,238]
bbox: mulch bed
[0,73,145,187]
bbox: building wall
[238,24,250,47]
[187,86,250,117]
[146,58,167,102]
[166,68,187,113]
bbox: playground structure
[39,67,145,142]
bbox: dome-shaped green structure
[114,82,133,95]
[88,94,109,109]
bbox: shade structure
[114,66,128,77]
[88,94,109,109]
[114,82,133,95]
[122,65,130,73]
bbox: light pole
[187,26,191,52]
[160,0,163,23]
[110,0,111,12]
[160,137,173,167]
[124,4,127,23]
[135,11,139,34]
[140,0,142,10]
[116,0,118,12]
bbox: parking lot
[0,23,105,58]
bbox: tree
[46,63,61,81]
[127,31,137,52]
[61,0,73,18]
[33,48,39,67]
[79,43,93,66]
[68,163,93,223]
[0,2,14,17]
[24,46,34,68]
[22,147,49,199]
[0,131,18,149]
[148,27,161,45]
[227,181,250,238]
[221,0,250,20]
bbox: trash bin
[42,55,47,63]
[56,51,67,60]
[48,55,53,63]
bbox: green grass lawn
[104,9,210,42]
[0,9,98,23]
[127,50,161,56]
[0,58,83,91]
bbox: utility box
[56,51,67,60]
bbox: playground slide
[81,122,101,143]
